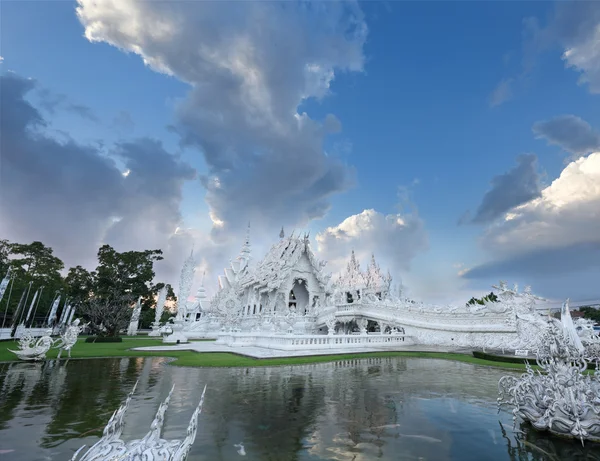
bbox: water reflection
[0,356,599,460]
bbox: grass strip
[0,337,532,370]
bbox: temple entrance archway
[289,279,309,314]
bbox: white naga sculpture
[71,381,207,461]
[498,305,600,444]
[8,329,54,361]
[55,318,86,359]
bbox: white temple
[147,227,569,356]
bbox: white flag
[48,295,61,325]
[24,289,39,323]
[60,305,73,326]
[67,307,76,324]
[0,268,11,305]
[155,287,167,324]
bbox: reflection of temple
[1,357,587,460]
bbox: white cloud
[481,152,600,254]
[75,0,368,241]
[555,2,600,93]
[465,152,600,300]
[315,208,429,285]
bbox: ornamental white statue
[498,304,600,444]
[8,329,54,361]
[70,381,207,461]
[55,318,86,359]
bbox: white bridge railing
[313,303,516,333]
[216,332,411,351]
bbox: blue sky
[2,1,599,304]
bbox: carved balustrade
[216,332,411,350]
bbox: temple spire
[279,226,285,239]
[236,223,252,272]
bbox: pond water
[1,356,599,461]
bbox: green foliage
[0,239,11,274]
[0,241,66,322]
[95,244,163,300]
[85,336,123,343]
[0,239,174,335]
[579,306,600,323]
[466,292,499,307]
[64,265,95,304]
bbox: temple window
[253,304,257,315]
[346,292,354,303]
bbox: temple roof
[238,234,329,291]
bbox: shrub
[85,336,123,343]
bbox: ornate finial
[279,227,285,239]
[201,271,206,286]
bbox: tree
[78,289,137,337]
[64,265,96,305]
[579,306,600,323]
[77,245,165,336]
[466,292,499,307]
[94,245,163,299]
[1,240,66,323]
[10,241,64,283]
[0,239,11,275]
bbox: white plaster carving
[149,287,167,337]
[8,329,54,361]
[175,231,558,353]
[55,318,86,359]
[498,304,600,444]
[127,297,143,336]
[70,381,207,461]
[176,249,196,321]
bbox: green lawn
[0,337,532,370]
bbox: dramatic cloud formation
[533,115,600,157]
[470,154,542,224]
[464,152,600,298]
[0,72,196,284]
[315,208,429,284]
[76,0,367,240]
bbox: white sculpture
[8,329,54,361]
[71,381,207,461]
[149,287,167,337]
[176,249,197,321]
[55,318,86,359]
[127,297,143,336]
[498,310,600,444]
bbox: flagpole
[28,285,45,328]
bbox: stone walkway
[133,341,473,359]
